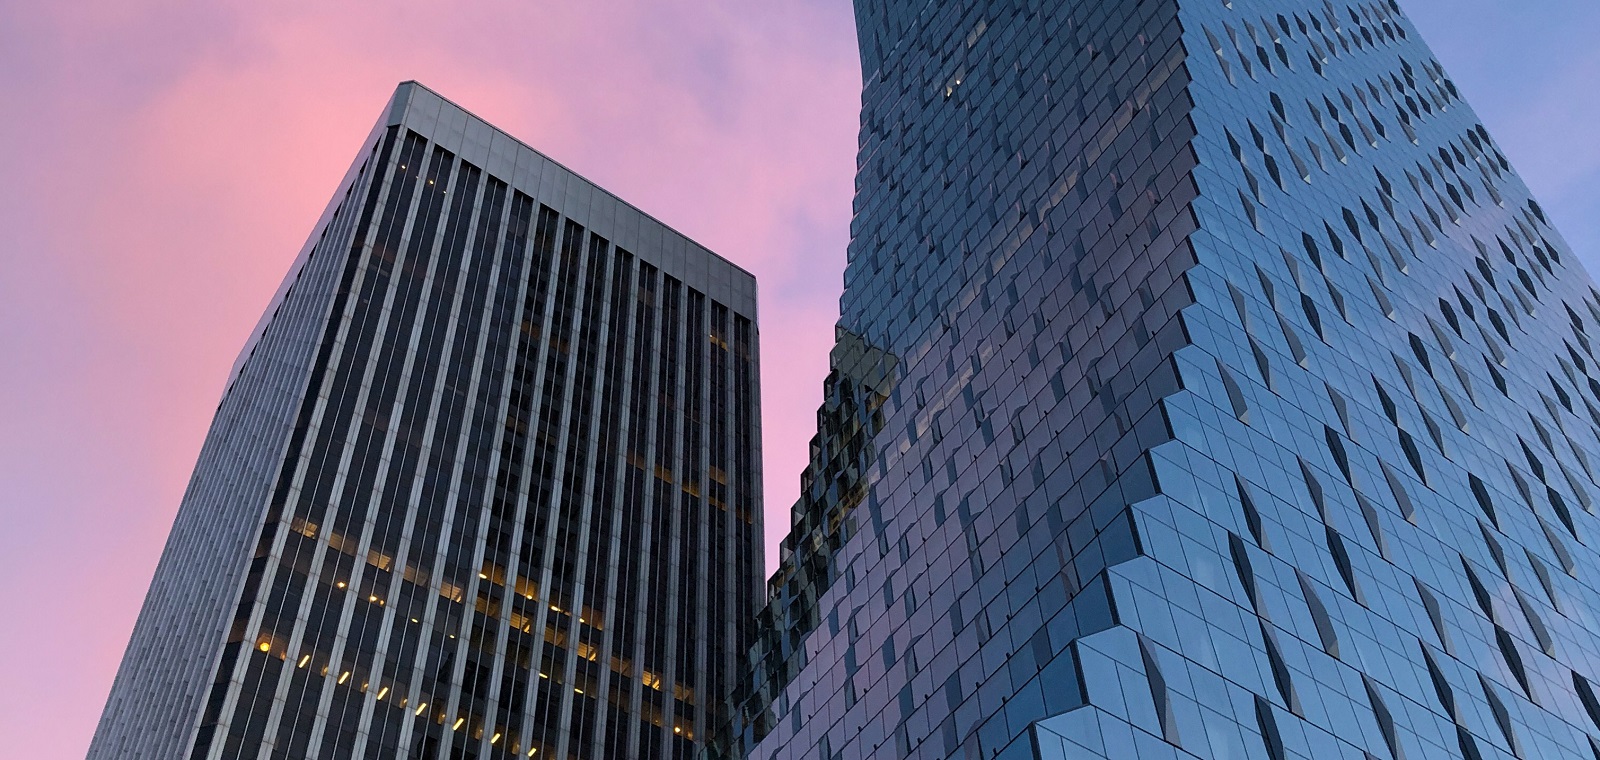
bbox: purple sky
[0,1,1595,756]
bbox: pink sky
[0,1,1597,756]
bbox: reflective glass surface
[738,2,1600,759]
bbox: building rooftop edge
[392,80,759,286]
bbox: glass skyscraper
[734,1,1600,760]
[89,82,764,760]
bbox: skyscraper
[737,1,1600,759]
[90,82,764,760]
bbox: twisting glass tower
[735,2,1600,759]
[91,82,764,760]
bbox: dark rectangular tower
[90,82,764,760]
[735,1,1600,760]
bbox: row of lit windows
[274,513,719,708]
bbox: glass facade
[89,82,764,760]
[736,2,1600,760]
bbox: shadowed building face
[89,82,764,760]
[737,2,1600,759]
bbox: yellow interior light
[258,642,271,653]
[376,687,389,700]
[453,718,465,731]
[297,655,311,668]
[415,703,428,716]
[491,733,502,744]
[338,671,350,685]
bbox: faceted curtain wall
[742,1,1600,760]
